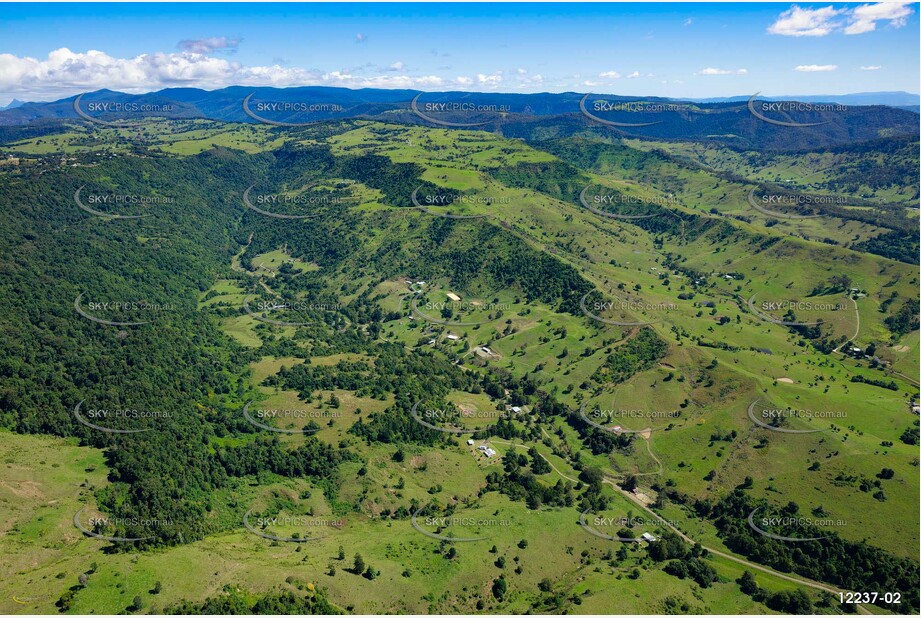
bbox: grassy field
[1,117,916,614]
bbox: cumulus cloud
[768,5,843,36]
[476,72,503,87]
[683,18,693,26]
[627,71,641,79]
[794,64,838,72]
[177,37,241,54]
[696,67,747,75]
[860,65,882,70]
[768,3,913,36]
[845,1,913,34]
[599,71,621,79]
[388,61,405,71]
[0,47,470,99]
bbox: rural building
[641,532,657,542]
[446,334,460,341]
[446,292,461,301]
[467,439,475,445]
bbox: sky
[0,2,918,105]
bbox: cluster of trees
[488,160,589,203]
[484,449,576,509]
[674,487,921,613]
[736,571,814,614]
[0,151,307,545]
[166,586,340,614]
[884,298,920,338]
[592,327,669,384]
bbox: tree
[353,553,365,574]
[492,576,507,600]
[737,571,758,595]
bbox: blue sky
[0,2,918,105]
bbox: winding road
[489,437,872,614]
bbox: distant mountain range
[688,91,920,107]
[0,99,26,111]
[1,87,917,151]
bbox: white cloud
[794,64,838,72]
[768,3,913,37]
[683,18,693,26]
[599,70,621,79]
[177,37,241,54]
[516,72,543,86]
[0,47,461,99]
[860,65,882,70]
[845,1,913,34]
[697,67,747,75]
[582,80,600,87]
[476,72,503,87]
[355,33,367,43]
[388,61,405,71]
[455,76,473,86]
[768,5,843,36]
[627,71,641,79]
[516,67,528,74]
